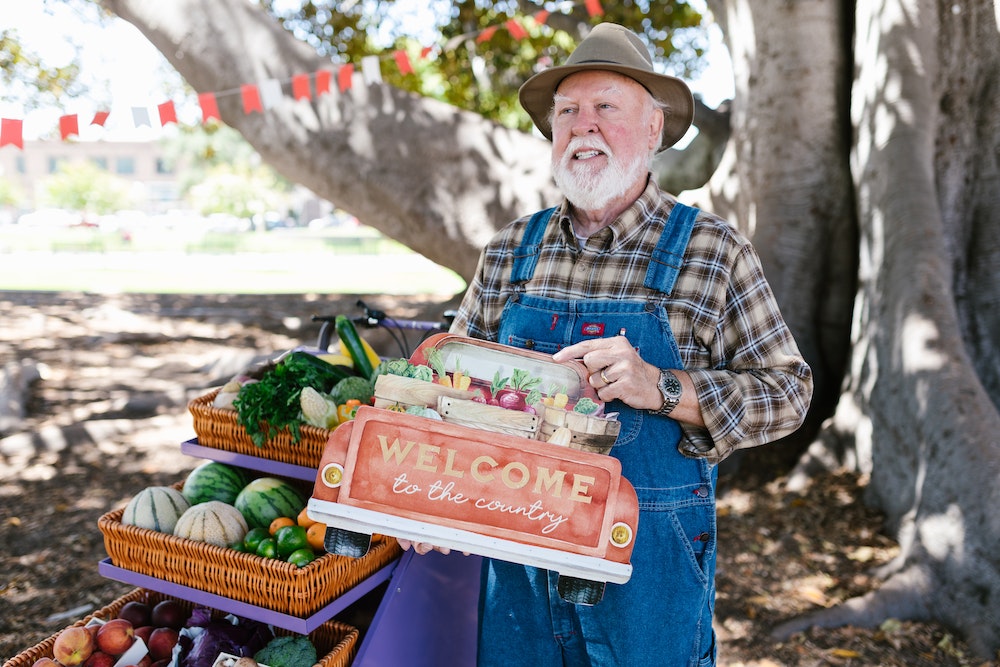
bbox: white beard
[552,138,649,212]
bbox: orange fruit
[297,507,316,528]
[307,521,327,551]
[269,516,295,535]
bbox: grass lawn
[0,225,466,295]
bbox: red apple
[117,601,152,628]
[150,599,186,630]
[146,627,179,661]
[52,626,96,666]
[96,618,135,656]
[83,651,116,667]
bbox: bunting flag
[315,69,332,96]
[59,114,79,140]
[292,73,312,100]
[158,100,178,125]
[0,0,606,150]
[394,50,414,76]
[260,79,283,109]
[241,84,263,114]
[198,92,221,123]
[131,106,151,128]
[338,64,354,92]
[2,118,24,149]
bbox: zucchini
[335,315,376,379]
[283,350,356,387]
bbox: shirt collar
[554,174,662,249]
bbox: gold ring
[600,369,611,385]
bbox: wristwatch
[653,369,682,416]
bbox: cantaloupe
[121,486,191,533]
[173,500,248,547]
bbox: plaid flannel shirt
[451,178,813,463]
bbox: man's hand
[397,538,469,556]
[552,336,705,427]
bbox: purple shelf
[98,557,398,635]
[180,438,317,482]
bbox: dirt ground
[0,290,995,666]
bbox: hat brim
[518,63,694,152]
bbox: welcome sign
[310,406,638,586]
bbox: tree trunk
[702,0,1000,656]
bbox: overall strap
[509,207,556,284]
[643,202,699,296]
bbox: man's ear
[649,107,665,151]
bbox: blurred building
[0,140,180,214]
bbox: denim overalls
[477,203,719,667]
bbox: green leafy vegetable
[234,352,343,447]
[573,397,600,415]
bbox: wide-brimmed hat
[518,22,694,152]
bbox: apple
[150,599,186,630]
[83,651,116,667]
[96,618,135,656]
[117,601,152,628]
[146,627,179,661]
[31,659,60,667]
[52,626,96,667]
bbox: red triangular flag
[59,114,79,140]
[338,64,354,93]
[506,19,528,41]
[1,118,23,149]
[584,0,604,17]
[533,10,550,25]
[477,26,498,43]
[199,92,221,123]
[315,69,332,96]
[158,101,178,125]
[292,73,312,100]
[393,50,414,76]
[91,110,110,126]
[241,84,263,114]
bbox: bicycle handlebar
[312,299,456,357]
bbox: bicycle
[312,299,456,359]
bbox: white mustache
[560,137,614,164]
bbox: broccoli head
[254,635,317,667]
[329,375,374,406]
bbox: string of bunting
[0,0,604,150]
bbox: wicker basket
[99,505,401,618]
[188,388,333,468]
[1,588,359,667]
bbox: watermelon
[234,477,308,530]
[122,486,191,533]
[182,461,251,505]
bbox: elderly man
[404,22,813,666]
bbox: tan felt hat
[518,22,694,152]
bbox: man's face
[549,70,662,212]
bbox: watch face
[660,370,681,399]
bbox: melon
[121,485,191,533]
[182,461,250,505]
[173,500,248,547]
[234,477,308,530]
